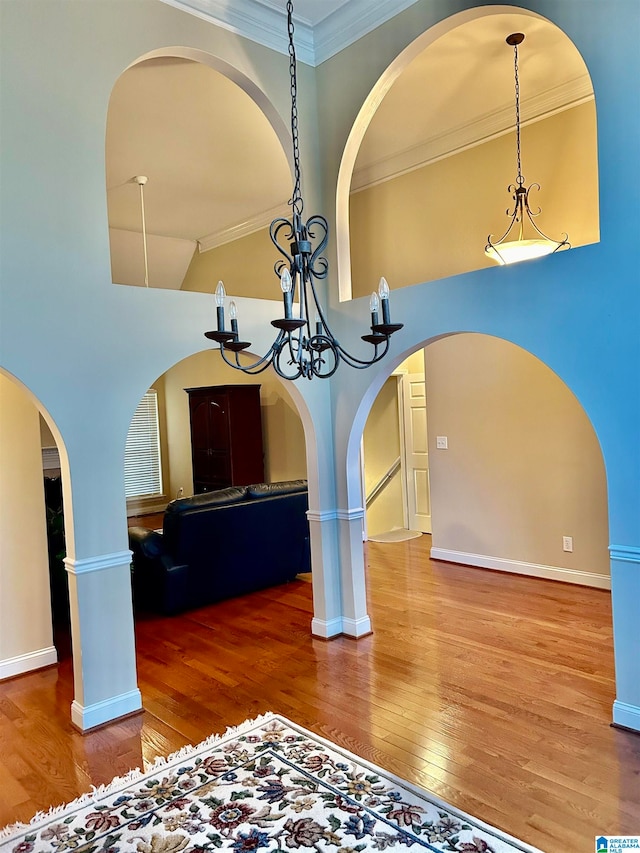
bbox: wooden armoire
[186,385,264,494]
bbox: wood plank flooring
[1,535,638,852]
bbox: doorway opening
[362,352,431,543]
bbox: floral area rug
[0,713,542,853]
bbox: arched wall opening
[336,6,599,301]
[105,48,293,299]
[354,332,610,594]
[125,348,309,521]
[123,346,319,621]
[0,369,73,679]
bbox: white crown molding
[313,0,422,65]
[198,201,289,252]
[159,0,315,64]
[159,0,422,66]
[351,76,594,193]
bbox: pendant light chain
[484,32,570,265]
[286,0,303,219]
[513,40,524,187]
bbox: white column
[308,511,344,638]
[65,553,141,730]
[337,507,371,637]
[610,546,640,733]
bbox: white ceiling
[108,5,592,285]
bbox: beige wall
[363,352,424,536]
[349,101,598,297]
[0,375,56,676]
[160,350,306,498]
[363,376,404,536]
[181,227,285,300]
[39,415,56,447]
[424,333,609,576]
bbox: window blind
[124,389,163,498]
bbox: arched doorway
[359,333,609,590]
[0,370,69,679]
[337,7,598,301]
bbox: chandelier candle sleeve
[281,269,293,320]
[370,292,380,326]
[379,277,391,324]
[229,301,238,336]
[215,281,226,331]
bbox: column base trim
[0,646,58,681]
[613,700,640,733]
[71,688,142,732]
[430,548,611,590]
[342,616,372,637]
[311,617,343,638]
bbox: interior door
[401,373,431,533]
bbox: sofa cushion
[166,486,247,514]
[246,479,308,498]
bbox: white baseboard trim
[311,617,343,638]
[341,616,372,637]
[613,700,640,732]
[71,688,142,731]
[430,548,611,590]
[0,646,58,681]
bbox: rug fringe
[0,711,275,842]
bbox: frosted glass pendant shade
[485,238,562,266]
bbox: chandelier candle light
[204,0,402,380]
[485,32,570,265]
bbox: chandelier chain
[203,0,403,379]
[286,0,303,217]
[513,41,523,186]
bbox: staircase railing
[365,456,401,507]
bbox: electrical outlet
[436,436,448,449]
[563,536,573,553]
[177,486,184,498]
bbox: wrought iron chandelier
[485,33,570,266]
[204,0,402,380]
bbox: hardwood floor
[1,536,638,852]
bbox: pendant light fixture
[133,175,149,287]
[485,33,570,266]
[204,0,402,380]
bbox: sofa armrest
[129,527,190,616]
[128,526,165,559]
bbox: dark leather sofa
[128,480,310,615]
